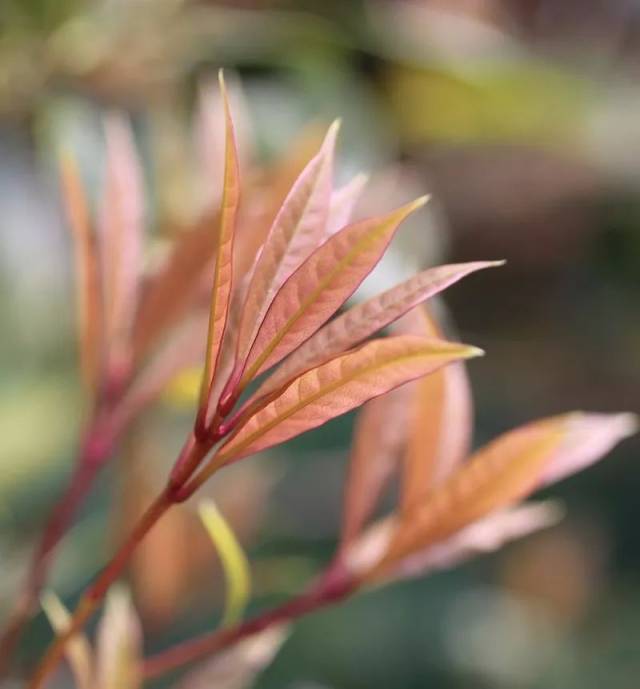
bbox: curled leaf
[198,499,251,627]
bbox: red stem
[143,564,356,679]
[26,488,174,689]
[26,433,212,689]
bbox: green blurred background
[1,1,639,687]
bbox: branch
[143,563,356,680]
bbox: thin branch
[143,564,356,680]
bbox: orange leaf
[400,307,473,513]
[235,197,429,390]
[234,120,339,370]
[392,501,563,581]
[198,71,241,414]
[132,216,217,361]
[377,412,637,576]
[254,261,497,401]
[60,153,103,394]
[114,314,208,432]
[339,385,413,550]
[216,335,481,465]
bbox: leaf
[177,625,289,689]
[236,197,430,389]
[132,216,217,361]
[100,113,144,356]
[60,153,104,394]
[196,73,252,208]
[254,261,497,400]
[234,120,339,370]
[198,71,241,413]
[114,314,208,431]
[344,501,562,581]
[339,385,413,550]
[326,172,368,237]
[232,123,327,281]
[400,306,473,513]
[378,411,637,575]
[216,335,482,465]
[95,586,142,689]
[391,501,563,581]
[40,591,93,689]
[198,499,251,627]
[540,412,638,486]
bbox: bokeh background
[1,1,639,687]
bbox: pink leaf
[254,261,497,400]
[216,335,482,464]
[339,384,413,549]
[115,314,208,432]
[100,113,144,357]
[234,121,339,368]
[377,411,637,576]
[393,501,563,580]
[541,412,638,486]
[236,197,429,389]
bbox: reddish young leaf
[400,307,473,513]
[392,501,562,581]
[235,197,429,390]
[232,124,327,282]
[339,385,413,550]
[114,314,208,432]
[254,261,497,400]
[60,154,104,394]
[196,73,252,208]
[132,215,217,361]
[344,501,562,581]
[100,113,144,357]
[215,335,481,465]
[376,412,637,576]
[198,71,241,414]
[235,120,339,369]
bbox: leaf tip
[412,194,430,210]
[464,346,485,359]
